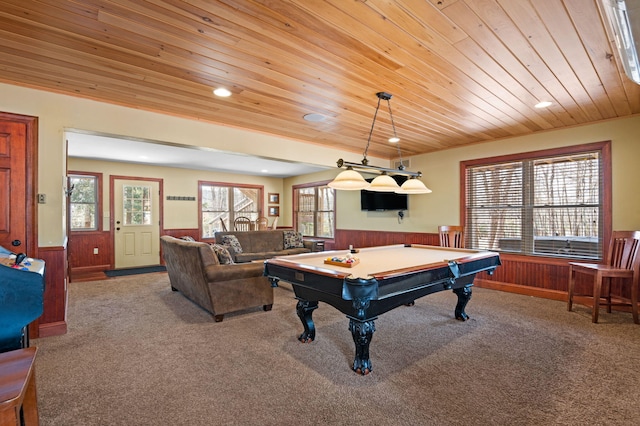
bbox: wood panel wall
[334,229,610,302]
[68,231,111,276]
[36,245,67,337]
[334,229,440,249]
[67,228,201,279]
[65,228,630,307]
[162,229,200,241]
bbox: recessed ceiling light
[303,113,326,122]
[535,101,552,108]
[213,88,231,97]
[388,136,400,143]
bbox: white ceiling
[66,132,329,178]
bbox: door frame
[0,111,38,256]
[109,175,163,269]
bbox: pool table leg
[296,300,318,342]
[349,319,376,375]
[453,285,472,321]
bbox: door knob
[11,239,21,247]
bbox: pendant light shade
[395,176,432,194]
[368,172,400,192]
[327,167,370,190]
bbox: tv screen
[360,176,408,211]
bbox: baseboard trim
[38,320,67,338]
[474,279,567,302]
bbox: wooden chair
[438,225,464,248]
[567,230,640,324]
[233,216,252,231]
[255,216,269,230]
[271,216,279,230]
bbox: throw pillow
[283,230,304,249]
[180,236,196,241]
[221,234,243,253]
[210,244,234,264]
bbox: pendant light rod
[361,91,395,165]
[336,159,422,178]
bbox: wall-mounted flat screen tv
[360,175,408,211]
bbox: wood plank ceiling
[0,0,638,160]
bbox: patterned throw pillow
[210,244,234,264]
[221,234,243,253]
[283,230,304,249]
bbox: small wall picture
[268,193,280,204]
[268,206,280,217]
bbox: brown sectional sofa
[213,230,312,263]
[160,235,273,322]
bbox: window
[462,142,610,260]
[294,183,335,238]
[200,182,262,238]
[68,173,101,231]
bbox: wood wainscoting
[36,245,68,337]
[162,229,201,241]
[68,231,111,281]
[333,229,606,302]
[66,227,613,306]
[68,229,201,281]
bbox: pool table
[263,244,501,374]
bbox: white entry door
[113,178,160,269]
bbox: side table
[304,239,325,252]
[0,347,39,426]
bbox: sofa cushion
[213,230,312,262]
[283,230,304,249]
[221,234,243,253]
[250,231,284,253]
[235,251,281,263]
[210,244,234,264]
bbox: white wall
[3,82,638,245]
[0,82,372,246]
[68,158,285,231]
[332,116,640,233]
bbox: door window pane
[123,184,152,225]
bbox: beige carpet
[33,273,640,425]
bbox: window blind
[465,150,603,259]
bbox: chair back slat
[255,216,269,230]
[438,225,464,248]
[607,231,640,271]
[234,216,253,231]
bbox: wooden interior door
[0,113,36,256]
